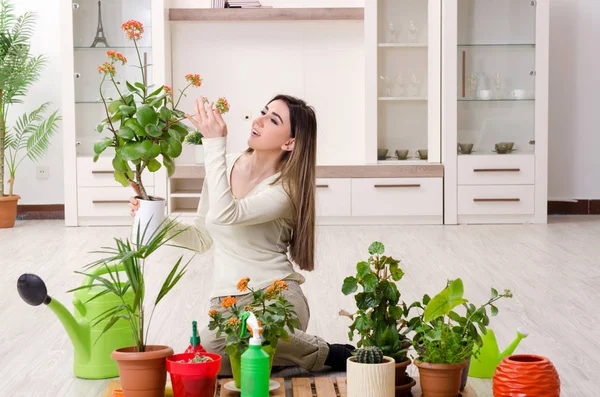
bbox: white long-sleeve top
[170,136,305,298]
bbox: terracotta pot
[395,376,416,397]
[347,356,395,397]
[415,360,467,397]
[493,354,560,397]
[0,194,20,228]
[111,345,174,397]
[395,358,411,385]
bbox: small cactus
[355,346,384,364]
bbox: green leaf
[134,82,146,90]
[388,305,403,321]
[423,279,468,323]
[149,85,164,97]
[170,123,189,137]
[490,305,499,316]
[119,105,136,116]
[145,124,162,138]
[491,288,499,299]
[125,118,145,137]
[356,292,381,310]
[168,129,180,140]
[166,137,182,158]
[116,126,135,140]
[112,156,130,173]
[147,158,161,172]
[163,154,175,177]
[381,327,398,348]
[356,261,370,278]
[96,123,104,133]
[380,280,399,301]
[108,100,124,114]
[368,242,385,255]
[362,273,378,293]
[126,81,140,93]
[389,261,404,281]
[159,107,172,120]
[94,138,112,155]
[136,104,158,128]
[139,140,155,160]
[342,276,358,295]
[114,172,129,186]
[120,142,143,161]
[155,256,189,305]
[355,316,370,333]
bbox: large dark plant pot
[395,358,411,385]
[111,345,173,397]
[395,376,416,397]
[460,356,472,391]
[415,360,468,397]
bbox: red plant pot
[493,355,560,397]
[166,353,222,397]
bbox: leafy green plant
[184,131,203,145]
[0,0,60,196]
[340,241,410,362]
[207,278,301,358]
[93,20,229,201]
[69,218,193,352]
[407,278,513,364]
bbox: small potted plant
[92,19,229,243]
[184,131,204,164]
[207,277,300,389]
[166,352,222,397]
[72,218,193,397]
[0,0,60,228]
[408,278,512,397]
[340,241,415,397]
[347,346,395,397]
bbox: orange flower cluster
[97,62,116,76]
[185,74,203,87]
[237,277,250,292]
[216,97,230,114]
[221,296,237,309]
[208,309,219,318]
[122,20,144,40]
[106,50,127,65]
[163,85,173,96]
[264,280,289,300]
[227,318,241,326]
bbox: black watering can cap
[17,274,50,306]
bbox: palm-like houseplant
[0,0,60,227]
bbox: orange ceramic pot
[493,355,560,397]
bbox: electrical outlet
[36,166,49,179]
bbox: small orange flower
[208,309,218,318]
[264,285,275,300]
[106,50,127,65]
[227,317,241,326]
[244,305,255,312]
[221,296,237,309]
[237,277,250,292]
[98,62,116,76]
[164,85,173,96]
[122,20,144,40]
[185,73,203,87]
[273,280,289,292]
[216,97,230,114]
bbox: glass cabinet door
[72,0,153,157]
[457,0,536,156]
[376,0,436,162]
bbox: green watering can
[469,326,529,378]
[17,264,136,379]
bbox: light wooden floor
[1,216,599,396]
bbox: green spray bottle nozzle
[190,320,201,348]
[240,311,263,346]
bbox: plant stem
[174,83,192,109]
[0,90,5,197]
[135,164,149,200]
[133,39,146,100]
[110,75,126,103]
[99,75,117,137]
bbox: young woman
[129,94,354,374]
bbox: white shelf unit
[442,0,549,224]
[168,165,204,218]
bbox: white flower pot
[347,356,395,397]
[194,145,204,164]
[131,197,166,245]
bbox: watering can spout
[17,274,89,360]
[501,327,529,358]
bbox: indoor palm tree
[0,0,60,227]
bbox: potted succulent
[340,241,415,397]
[92,19,229,243]
[166,352,222,397]
[184,131,204,164]
[0,0,60,228]
[207,277,300,389]
[72,218,193,397]
[408,278,512,397]
[347,346,395,397]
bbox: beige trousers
[200,280,330,376]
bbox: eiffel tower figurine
[91,0,109,47]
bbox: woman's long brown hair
[250,94,317,271]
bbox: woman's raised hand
[186,96,228,139]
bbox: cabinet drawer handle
[473,168,521,173]
[473,198,520,202]
[91,170,114,174]
[374,184,421,188]
[92,200,129,204]
[316,184,329,188]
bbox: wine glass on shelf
[387,22,399,43]
[494,72,504,99]
[395,74,405,97]
[408,21,419,43]
[409,73,421,97]
[380,75,393,97]
[468,72,478,99]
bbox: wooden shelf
[169,7,364,21]
[170,190,202,198]
[378,43,427,48]
[378,97,428,101]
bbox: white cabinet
[316,179,352,217]
[442,0,549,224]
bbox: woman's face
[248,99,295,152]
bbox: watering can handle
[81,263,127,287]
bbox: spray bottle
[184,321,206,354]
[240,312,270,397]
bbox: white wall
[5,0,63,204]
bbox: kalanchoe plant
[407,278,513,364]
[93,20,230,201]
[207,278,301,358]
[340,242,410,362]
[184,131,203,145]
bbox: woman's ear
[281,138,295,152]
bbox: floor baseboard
[548,200,600,215]
[17,204,65,220]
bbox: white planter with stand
[132,197,166,245]
[194,145,204,164]
[347,356,395,397]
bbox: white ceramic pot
[347,356,395,397]
[194,145,204,164]
[132,197,166,245]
